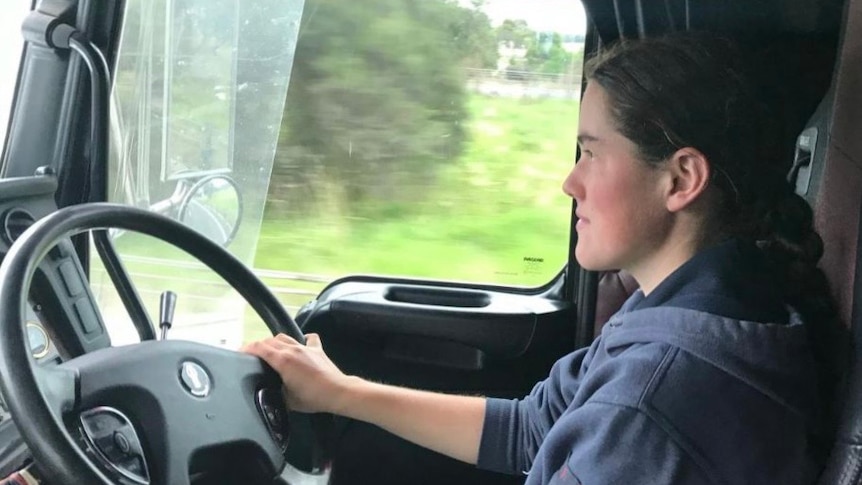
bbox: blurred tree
[267,0,498,217]
[500,25,583,79]
[496,19,534,48]
[526,32,574,75]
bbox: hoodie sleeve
[476,343,596,475]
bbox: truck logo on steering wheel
[180,361,211,398]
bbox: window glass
[95,0,303,347]
[254,0,587,305]
[0,2,32,158]
[97,0,586,347]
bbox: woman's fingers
[239,332,343,414]
[240,333,329,374]
[305,333,322,349]
[242,333,315,351]
[274,333,300,345]
[241,340,282,366]
[242,334,297,353]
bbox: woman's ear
[664,147,711,213]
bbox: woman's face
[562,82,672,272]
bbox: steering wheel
[0,203,304,484]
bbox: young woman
[243,33,841,484]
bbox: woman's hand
[241,333,356,414]
[244,333,485,464]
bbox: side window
[257,0,587,300]
[98,0,586,348]
[0,2,32,158]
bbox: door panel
[316,282,561,360]
[302,279,574,389]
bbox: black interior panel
[0,174,110,357]
[289,278,575,483]
[299,280,573,391]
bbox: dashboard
[0,174,110,355]
[0,173,114,477]
[0,309,54,478]
[26,321,50,360]
[25,309,61,365]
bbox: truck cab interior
[1,0,862,484]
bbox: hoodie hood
[597,237,818,417]
[634,238,791,324]
[602,306,818,419]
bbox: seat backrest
[806,1,862,483]
[593,270,638,334]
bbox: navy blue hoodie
[477,240,821,484]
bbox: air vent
[3,208,35,245]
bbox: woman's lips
[575,213,588,230]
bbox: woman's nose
[562,161,582,200]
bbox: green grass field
[253,94,580,288]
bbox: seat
[593,270,638,333]
[812,1,862,483]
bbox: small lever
[159,291,177,340]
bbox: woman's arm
[242,333,486,464]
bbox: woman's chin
[575,247,616,272]
[577,261,612,271]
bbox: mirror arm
[148,181,191,217]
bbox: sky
[460,0,588,35]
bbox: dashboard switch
[58,260,83,296]
[73,298,100,334]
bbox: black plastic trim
[303,281,570,360]
[0,176,57,201]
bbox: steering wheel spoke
[32,363,78,418]
[54,335,290,483]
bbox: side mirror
[176,175,242,247]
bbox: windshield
[95,0,304,346]
[98,0,586,348]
